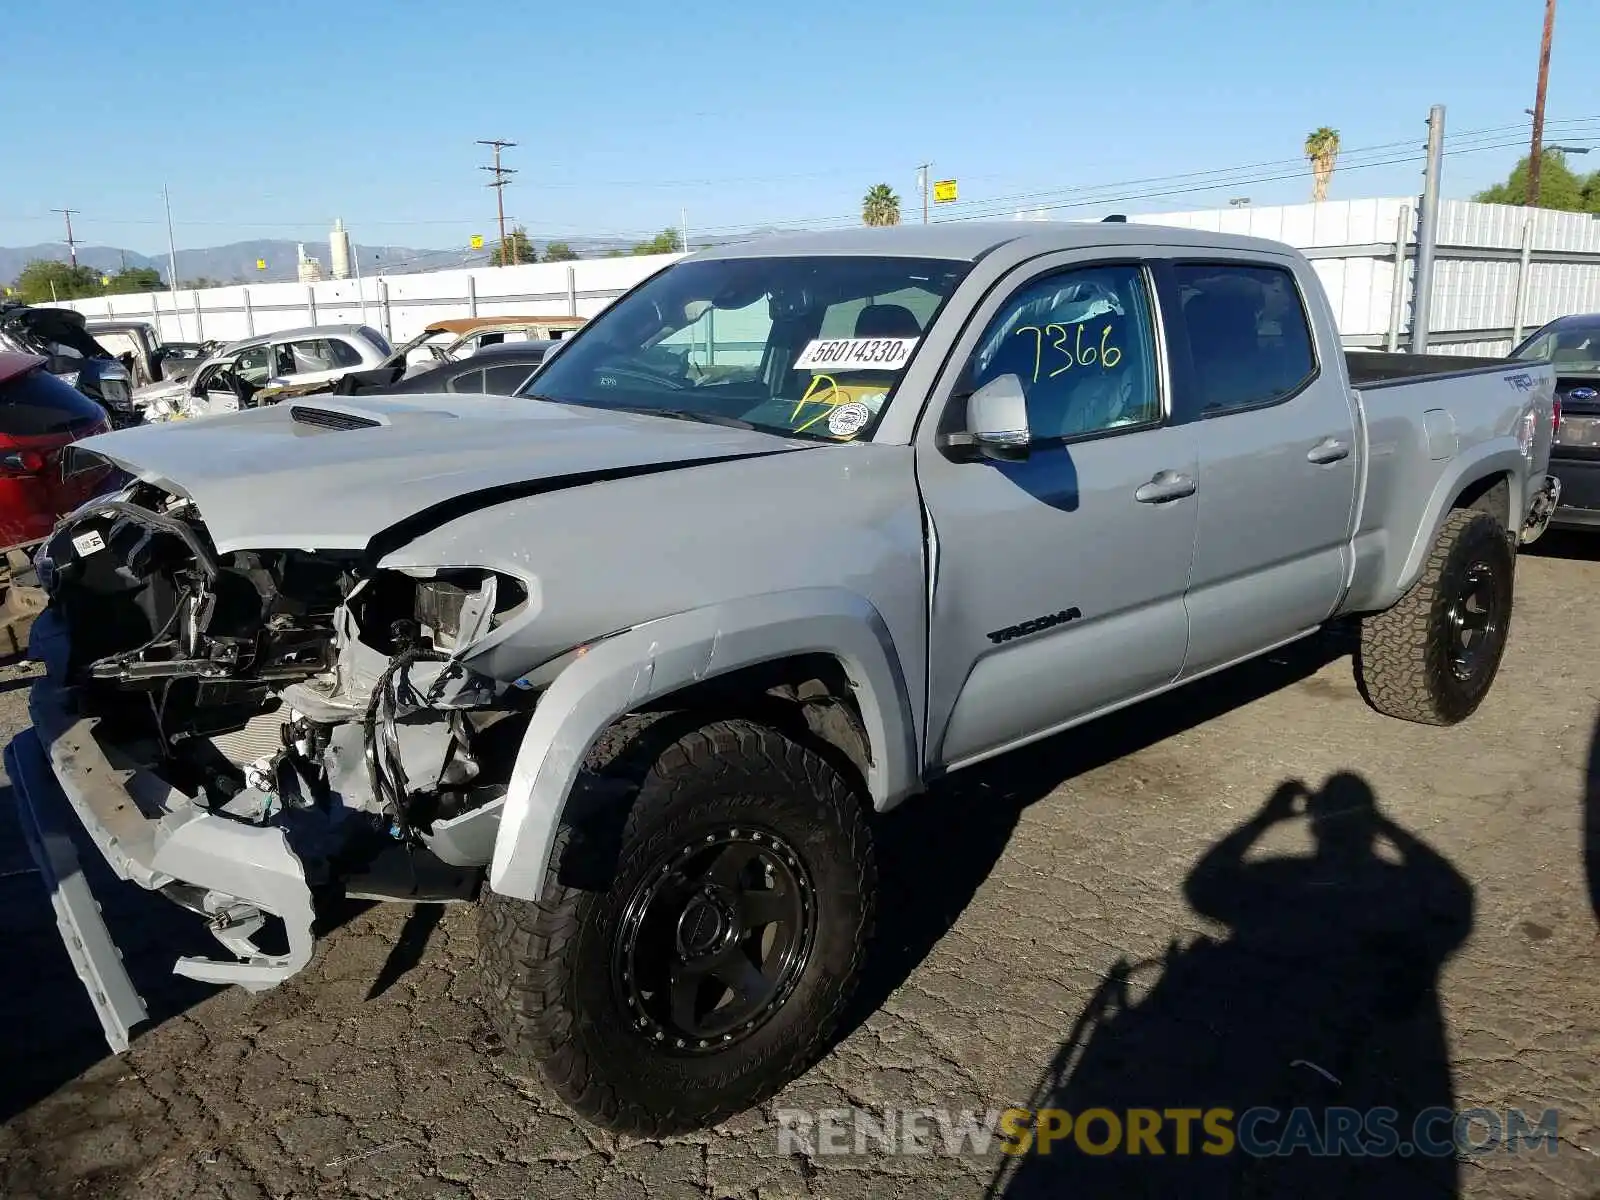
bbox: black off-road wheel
[478,714,876,1135]
[1354,507,1515,725]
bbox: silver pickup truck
[7,222,1559,1135]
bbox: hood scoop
[288,403,388,431]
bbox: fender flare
[1391,440,1528,600]
[486,587,920,900]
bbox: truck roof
[691,219,1297,263]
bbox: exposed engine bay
[37,480,537,906]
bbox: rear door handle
[1135,469,1197,504]
[1307,436,1351,464]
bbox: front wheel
[1354,507,1515,725]
[478,715,876,1135]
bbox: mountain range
[0,222,816,288]
[0,239,449,287]
[0,233,670,287]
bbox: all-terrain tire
[1354,507,1515,725]
[477,714,876,1135]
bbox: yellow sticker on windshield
[791,374,888,437]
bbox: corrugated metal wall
[1141,197,1600,354]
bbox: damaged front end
[12,480,536,1048]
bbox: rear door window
[447,368,487,393]
[1172,263,1317,415]
[484,363,538,393]
[279,338,346,376]
[327,338,364,368]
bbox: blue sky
[2,0,1596,254]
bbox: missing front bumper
[6,728,148,1052]
[8,613,320,1050]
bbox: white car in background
[134,324,393,421]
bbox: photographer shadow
[989,772,1474,1200]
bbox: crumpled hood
[76,394,810,554]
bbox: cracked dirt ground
[3,538,1599,1200]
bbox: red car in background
[0,352,117,553]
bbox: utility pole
[917,163,931,224]
[1527,0,1557,206]
[163,184,181,294]
[1411,105,1445,355]
[681,207,690,254]
[478,139,518,265]
[52,208,80,267]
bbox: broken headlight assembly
[39,484,538,883]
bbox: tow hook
[1521,475,1561,546]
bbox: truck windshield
[516,255,971,441]
[1512,319,1600,372]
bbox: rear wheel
[478,714,875,1134]
[1354,508,1515,725]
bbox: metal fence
[1142,197,1600,355]
[53,198,1600,357]
[55,253,684,348]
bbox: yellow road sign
[256,258,267,270]
[470,234,485,250]
[933,179,958,203]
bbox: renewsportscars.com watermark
[774,1105,1564,1159]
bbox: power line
[688,123,1563,237]
[13,113,1600,275]
[941,138,1534,223]
[11,113,1600,238]
[477,139,518,265]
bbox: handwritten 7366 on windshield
[1013,323,1124,383]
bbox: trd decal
[987,607,1082,644]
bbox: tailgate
[1553,376,1600,459]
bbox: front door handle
[1135,469,1197,504]
[1307,436,1351,464]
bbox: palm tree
[1305,127,1341,203]
[862,183,901,227]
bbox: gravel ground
[1,537,1598,1200]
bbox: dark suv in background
[1512,313,1600,530]
[0,302,140,429]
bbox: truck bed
[1337,350,1556,616]
[1345,350,1516,388]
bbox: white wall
[54,198,1600,357]
[59,253,685,347]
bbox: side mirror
[948,374,1032,462]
